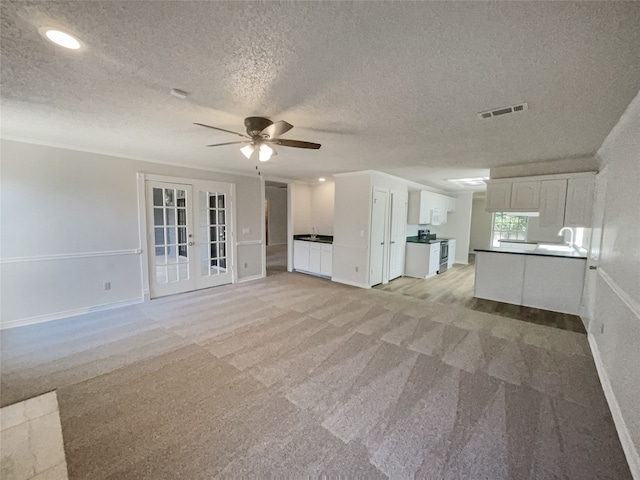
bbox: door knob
[188,241,195,246]
[589,265,597,270]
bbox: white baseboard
[588,332,640,479]
[0,297,144,330]
[237,274,264,284]
[331,277,371,289]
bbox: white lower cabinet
[474,251,586,314]
[294,240,332,278]
[404,242,440,279]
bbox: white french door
[146,180,234,298]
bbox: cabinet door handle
[380,242,384,245]
[391,241,396,244]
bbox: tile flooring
[0,391,68,480]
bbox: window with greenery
[492,213,529,247]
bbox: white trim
[330,277,371,289]
[0,297,144,330]
[261,176,267,279]
[237,274,264,284]
[588,333,640,479]
[599,268,640,319]
[487,170,597,183]
[236,240,263,246]
[1,249,141,264]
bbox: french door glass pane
[198,191,228,277]
[152,187,190,284]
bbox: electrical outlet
[244,262,248,268]
[104,282,111,291]
[355,266,359,272]
[242,228,250,234]
[600,324,605,334]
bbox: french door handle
[188,241,195,246]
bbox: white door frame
[136,173,237,300]
[582,167,608,328]
[370,186,390,286]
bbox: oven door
[440,241,449,262]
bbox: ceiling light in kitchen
[447,177,489,186]
[39,27,82,50]
[319,177,326,182]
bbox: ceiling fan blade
[194,122,250,138]
[260,120,293,139]
[274,139,321,149]
[206,141,251,147]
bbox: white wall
[469,196,493,252]
[429,192,473,264]
[588,90,640,477]
[290,182,311,235]
[265,186,287,245]
[309,181,335,235]
[332,173,372,287]
[526,216,562,243]
[0,140,263,327]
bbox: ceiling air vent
[477,102,528,120]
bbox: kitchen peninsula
[474,244,587,315]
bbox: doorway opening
[265,181,288,276]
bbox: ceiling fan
[194,117,321,162]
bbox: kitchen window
[492,212,529,247]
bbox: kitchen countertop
[474,246,587,259]
[293,234,333,244]
[406,236,449,244]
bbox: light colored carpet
[0,272,631,479]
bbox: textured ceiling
[1,1,640,191]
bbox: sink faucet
[558,227,574,246]
[310,227,317,240]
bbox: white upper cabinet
[485,181,512,211]
[510,181,540,210]
[408,190,456,224]
[538,179,567,228]
[564,176,595,227]
[485,173,595,227]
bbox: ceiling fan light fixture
[240,144,255,159]
[259,144,273,162]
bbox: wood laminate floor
[375,254,586,333]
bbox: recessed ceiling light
[319,177,326,182]
[447,177,489,186]
[39,27,82,50]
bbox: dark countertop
[406,236,450,244]
[474,246,587,259]
[293,234,333,244]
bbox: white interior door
[370,188,388,286]
[147,181,195,297]
[388,190,408,280]
[146,180,234,298]
[582,170,607,327]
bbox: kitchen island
[474,245,587,315]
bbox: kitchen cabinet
[485,180,539,211]
[538,179,567,228]
[309,242,321,273]
[407,190,456,225]
[511,181,540,210]
[474,252,526,305]
[474,251,586,314]
[293,240,310,271]
[485,181,512,211]
[404,241,440,279]
[564,176,595,227]
[294,240,332,278]
[447,239,456,268]
[484,172,595,227]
